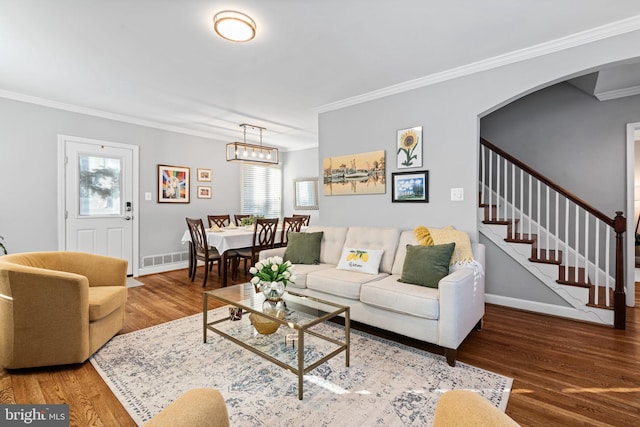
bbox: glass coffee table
[203,283,350,400]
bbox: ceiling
[2,1,640,151]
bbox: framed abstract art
[158,164,190,203]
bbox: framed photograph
[197,168,212,182]
[197,186,212,199]
[158,164,190,203]
[391,170,429,203]
[396,126,423,169]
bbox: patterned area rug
[91,308,512,426]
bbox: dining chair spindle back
[280,216,304,247]
[186,217,222,287]
[207,214,231,228]
[236,218,279,272]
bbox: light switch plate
[145,192,152,201]
[450,188,464,201]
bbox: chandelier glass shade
[226,124,279,165]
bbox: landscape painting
[323,150,385,196]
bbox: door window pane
[79,155,122,216]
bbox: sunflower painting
[396,126,423,169]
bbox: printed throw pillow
[336,247,384,275]
[398,243,456,288]
[283,232,323,264]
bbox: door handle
[124,216,132,221]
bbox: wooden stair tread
[529,249,562,264]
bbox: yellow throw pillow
[414,225,474,265]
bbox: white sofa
[260,226,485,366]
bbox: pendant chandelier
[226,123,279,165]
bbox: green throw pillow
[284,232,323,264]
[398,243,456,288]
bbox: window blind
[241,164,282,218]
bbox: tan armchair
[0,251,128,369]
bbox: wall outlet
[450,188,464,201]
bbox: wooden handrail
[481,137,626,329]
[481,138,614,227]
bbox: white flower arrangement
[249,256,295,287]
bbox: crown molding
[595,84,640,101]
[316,14,640,114]
[0,88,226,141]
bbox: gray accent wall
[481,82,640,216]
[318,29,640,305]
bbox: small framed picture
[197,186,212,199]
[391,170,429,203]
[397,126,423,169]
[158,164,190,203]
[197,168,212,181]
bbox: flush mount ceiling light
[226,123,279,165]
[213,10,256,42]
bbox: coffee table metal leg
[298,328,304,400]
[345,307,350,367]
[203,293,208,343]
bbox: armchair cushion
[89,286,128,321]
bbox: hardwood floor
[2,268,639,426]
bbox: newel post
[613,211,626,330]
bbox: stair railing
[480,138,626,329]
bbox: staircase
[479,138,626,328]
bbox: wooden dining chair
[235,218,279,272]
[279,216,304,247]
[234,214,250,226]
[292,214,311,226]
[207,214,231,228]
[186,217,222,287]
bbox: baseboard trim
[138,261,188,276]
[485,293,613,326]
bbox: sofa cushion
[343,227,400,274]
[284,232,323,264]
[88,286,127,321]
[336,247,384,275]
[306,268,388,300]
[305,226,348,265]
[398,243,455,288]
[360,275,440,319]
[286,263,335,289]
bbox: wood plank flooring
[1,267,639,426]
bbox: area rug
[126,277,144,288]
[91,308,512,426]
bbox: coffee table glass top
[203,283,350,399]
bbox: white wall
[281,148,320,225]
[0,97,241,268]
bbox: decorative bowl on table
[249,304,285,335]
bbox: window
[241,164,282,218]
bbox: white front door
[60,136,137,275]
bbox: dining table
[181,225,292,286]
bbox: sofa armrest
[259,247,286,261]
[437,268,485,350]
